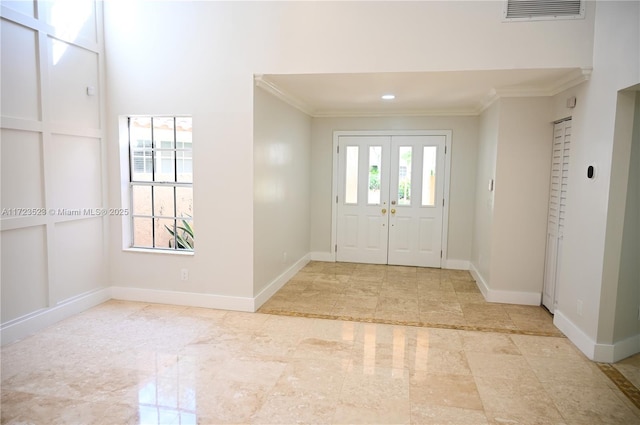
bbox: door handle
[382,209,387,214]
[391,209,396,214]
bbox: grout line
[597,363,640,411]
[258,308,566,338]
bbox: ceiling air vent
[503,0,585,21]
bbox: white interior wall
[471,97,552,304]
[253,86,311,296]
[1,0,109,343]
[104,0,595,303]
[599,90,637,345]
[471,101,500,286]
[612,92,640,345]
[490,98,553,297]
[552,1,640,362]
[309,115,479,266]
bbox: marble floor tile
[0,299,638,425]
[273,357,347,394]
[526,355,612,389]
[250,390,339,424]
[4,272,640,425]
[543,382,640,425]
[419,300,463,314]
[333,402,411,424]
[334,366,411,424]
[193,380,271,424]
[410,327,465,351]
[343,282,382,297]
[613,352,640,389]
[1,391,113,424]
[461,331,521,356]
[292,337,355,362]
[466,352,537,381]
[419,348,472,375]
[475,376,566,425]
[417,280,455,292]
[451,280,481,293]
[510,334,584,358]
[410,372,483,410]
[419,311,468,327]
[259,262,562,336]
[410,404,490,425]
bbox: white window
[128,116,194,251]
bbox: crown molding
[312,109,479,118]
[256,68,592,118]
[547,67,592,96]
[476,88,500,115]
[254,75,315,116]
[475,67,592,114]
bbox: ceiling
[256,68,590,117]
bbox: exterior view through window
[129,116,194,251]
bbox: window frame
[126,115,194,252]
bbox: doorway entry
[332,131,450,268]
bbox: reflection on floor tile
[3,299,640,424]
[260,262,563,337]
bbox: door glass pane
[368,146,382,205]
[398,146,412,206]
[422,146,437,206]
[345,146,358,204]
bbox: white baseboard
[111,286,254,313]
[554,309,599,360]
[469,262,490,299]
[253,254,311,310]
[1,287,111,346]
[442,259,470,270]
[309,251,334,262]
[469,262,541,306]
[611,334,640,362]
[555,310,640,362]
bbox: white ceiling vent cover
[503,0,585,21]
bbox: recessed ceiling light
[381,94,395,100]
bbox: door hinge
[443,198,445,207]
[336,195,338,203]
[445,146,447,154]
[335,244,338,252]
[440,250,443,258]
[337,146,339,154]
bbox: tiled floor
[259,262,562,337]
[3,298,640,424]
[616,353,640,389]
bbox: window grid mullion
[150,117,157,248]
[128,116,192,251]
[151,183,156,248]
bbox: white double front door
[336,134,446,268]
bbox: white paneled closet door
[543,119,571,313]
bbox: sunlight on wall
[51,0,92,65]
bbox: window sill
[123,247,194,256]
